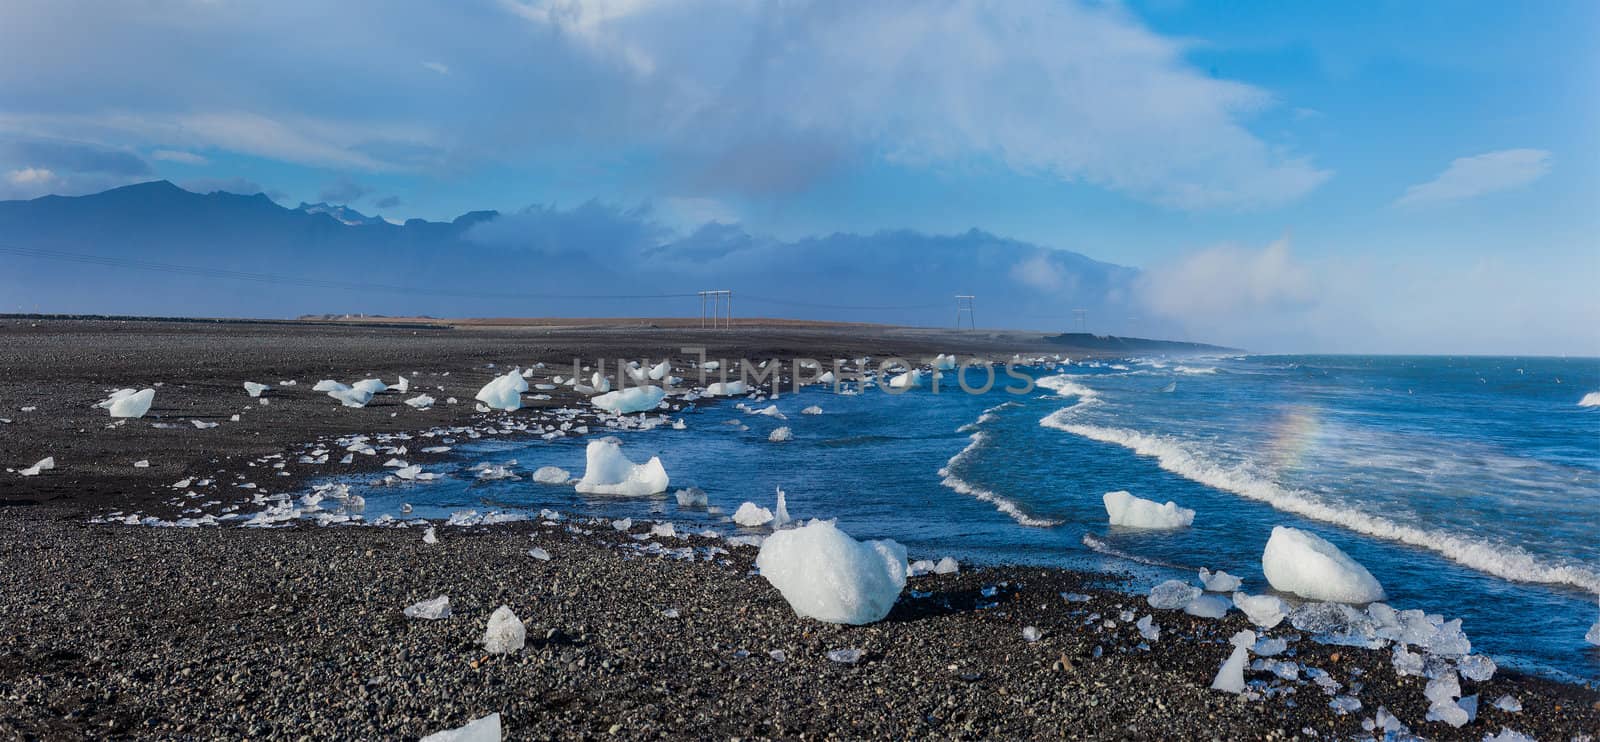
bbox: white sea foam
[1081,533,1184,568]
[938,430,1060,528]
[1579,391,1600,407]
[1041,417,1600,594]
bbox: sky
[1,0,1596,354]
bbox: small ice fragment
[591,386,666,414]
[733,502,774,527]
[1492,694,1521,712]
[1136,615,1160,642]
[405,394,435,409]
[801,405,823,415]
[933,556,959,574]
[1199,568,1242,592]
[133,460,150,468]
[1231,592,1288,629]
[1261,526,1385,603]
[19,457,54,476]
[1061,592,1091,603]
[767,426,793,442]
[1425,671,1461,706]
[1022,626,1041,643]
[1184,594,1231,618]
[1147,580,1202,610]
[531,466,570,485]
[527,547,551,561]
[1103,490,1194,529]
[107,389,156,418]
[1456,654,1496,682]
[1483,729,1536,742]
[329,388,374,407]
[421,713,501,742]
[1329,696,1361,715]
[675,487,708,508]
[403,596,451,620]
[422,526,438,544]
[768,649,787,662]
[474,371,527,412]
[481,605,526,654]
[191,420,218,429]
[1253,636,1287,656]
[611,518,633,531]
[243,382,270,397]
[1209,632,1254,694]
[352,379,388,394]
[826,648,863,664]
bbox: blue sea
[331,355,1600,682]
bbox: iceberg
[532,466,571,485]
[887,370,923,389]
[422,713,501,742]
[474,371,528,412]
[481,605,526,654]
[591,386,666,414]
[1261,526,1384,603]
[574,439,669,495]
[733,502,774,527]
[243,382,270,398]
[403,595,451,620]
[755,519,907,625]
[1199,568,1242,592]
[932,556,959,574]
[648,361,671,380]
[107,388,155,418]
[768,426,793,442]
[1103,490,1194,529]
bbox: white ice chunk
[768,426,793,442]
[405,394,436,409]
[591,386,665,414]
[801,405,823,415]
[674,487,708,508]
[422,526,438,544]
[1136,615,1160,642]
[1492,694,1521,712]
[528,547,551,561]
[704,380,748,397]
[404,595,451,620]
[1457,654,1496,682]
[1184,594,1231,618]
[1022,626,1041,642]
[1147,579,1202,610]
[1391,645,1425,677]
[312,379,349,392]
[827,648,863,664]
[932,556,959,574]
[1103,490,1194,529]
[755,519,907,625]
[648,361,671,380]
[19,457,54,476]
[1261,526,1384,603]
[733,502,774,527]
[474,371,528,412]
[352,378,388,394]
[329,388,374,408]
[1232,592,1288,629]
[108,388,155,418]
[574,439,669,496]
[1210,630,1255,694]
[1199,568,1242,592]
[532,466,571,485]
[1483,729,1536,742]
[481,605,526,654]
[421,713,501,742]
[243,382,270,397]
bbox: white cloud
[1396,149,1551,207]
[1010,253,1073,292]
[501,0,1330,209]
[1138,237,1314,323]
[151,149,208,165]
[7,167,55,185]
[421,61,450,75]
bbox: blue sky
[1,0,1595,353]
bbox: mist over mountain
[0,181,1164,335]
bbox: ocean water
[331,355,1600,682]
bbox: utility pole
[698,290,732,328]
[954,295,976,330]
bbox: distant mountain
[0,180,1166,335]
[296,201,387,226]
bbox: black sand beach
[1,317,1595,740]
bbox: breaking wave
[1039,416,1600,594]
[939,427,1061,528]
[1081,534,1187,569]
[1579,391,1600,407]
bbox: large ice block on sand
[591,386,666,414]
[422,713,501,742]
[481,605,525,654]
[474,370,528,412]
[106,388,155,418]
[755,519,907,625]
[1103,490,1194,529]
[1262,526,1384,603]
[574,439,668,496]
